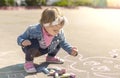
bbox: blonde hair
[40,7,67,26]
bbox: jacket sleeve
[59,30,72,54]
[17,27,30,46]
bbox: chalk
[75,52,78,56]
[70,73,76,78]
[37,67,49,74]
[42,67,49,74]
[60,73,76,78]
[54,72,59,78]
[60,73,71,78]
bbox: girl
[17,7,78,73]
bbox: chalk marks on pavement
[63,49,120,78]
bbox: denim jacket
[17,24,72,54]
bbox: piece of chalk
[70,73,76,78]
[54,72,59,78]
[42,67,49,74]
[75,52,78,56]
[60,73,70,78]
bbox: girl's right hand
[71,47,78,56]
[21,40,31,47]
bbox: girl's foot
[24,61,37,73]
[46,56,64,64]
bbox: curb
[0,6,42,10]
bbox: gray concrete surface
[0,7,120,78]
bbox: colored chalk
[54,72,59,78]
[48,69,56,76]
[70,73,76,78]
[60,73,71,78]
[42,67,49,74]
[37,67,49,74]
[60,73,76,78]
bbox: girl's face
[44,24,64,36]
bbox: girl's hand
[71,47,78,56]
[22,40,31,47]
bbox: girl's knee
[30,48,41,57]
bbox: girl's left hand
[71,47,78,56]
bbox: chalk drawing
[83,61,101,66]
[91,65,111,71]
[1,49,120,78]
[63,49,120,78]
